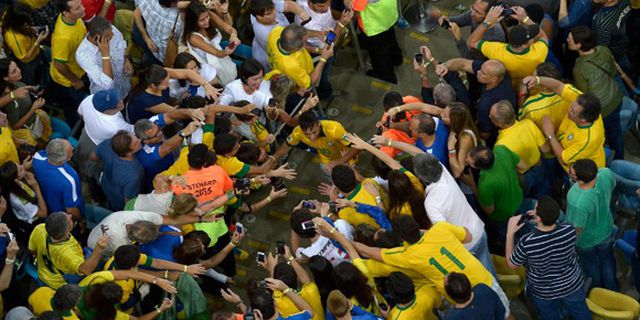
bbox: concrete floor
[222,0,640,318]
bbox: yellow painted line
[370,80,392,91]
[236,269,247,277]
[403,57,412,64]
[351,103,374,115]
[247,239,270,251]
[441,10,449,16]
[289,186,311,195]
[268,209,291,221]
[409,32,430,43]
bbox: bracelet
[101,56,110,60]
[482,20,491,28]
[152,277,159,285]
[9,91,14,100]
[164,270,169,279]
[523,16,530,23]
[338,22,346,28]
[183,265,188,273]
[229,241,237,247]
[327,213,335,219]
[395,106,401,113]
[387,140,393,147]
[319,58,328,63]
[5,258,15,265]
[448,152,457,158]
[266,196,273,203]
[547,134,555,141]
[428,57,435,63]
[282,288,293,295]
[535,76,541,86]
[329,227,337,234]
[448,149,456,154]
[155,305,163,314]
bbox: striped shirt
[510,224,584,299]
[592,0,632,61]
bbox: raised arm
[343,133,403,170]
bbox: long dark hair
[308,255,337,308]
[130,64,168,97]
[0,59,18,94]
[448,102,480,141]
[1,3,36,38]
[334,262,373,309]
[84,282,122,320]
[182,0,218,45]
[386,170,432,229]
[172,52,201,87]
[0,161,36,204]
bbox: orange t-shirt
[380,96,423,124]
[381,129,416,158]
[171,165,234,203]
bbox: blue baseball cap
[92,89,120,113]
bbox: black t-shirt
[446,284,505,320]
[472,60,516,147]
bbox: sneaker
[234,247,249,260]
[396,18,410,29]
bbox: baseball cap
[508,24,540,47]
[92,89,120,112]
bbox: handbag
[163,13,180,67]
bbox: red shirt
[82,0,116,22]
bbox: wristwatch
[481,20,491,28]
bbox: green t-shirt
[566,168,615,248]
[477,146,524,221]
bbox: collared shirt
[33,151,85,214]
[135,0,183,62]
[50,15,87,87]
[556,115,606,172]
[496,119,546,173]
[478,39,549,84]
[267,26,314,88]
[28,224,85,289]
[76,26,130,99]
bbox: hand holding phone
[325,31,336,45]
[276,241,285,255]
[440,18,451,29]
[414,53,424,64]
[256,251,266,263]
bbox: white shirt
[424,164,485,249]
[77,94,133,145]
[75,26,130,100]
[133,191,174,214]
[87,210,164,255]
[250,0,289,70]
[218,79,271,111]
[9,192,38,223]
[135,0,183,62]
[295,219,354,266]
[168,64,217,99]
[295,0,336,49]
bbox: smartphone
[301,220,316,231]
[301,17,312,26]
[276,241,285,255]
[7,232,14,242]
[303,91,312,98]
[440,18,451,29]
[501,6,514,16]
[302,200,316,210]
[227,41,237,50]
[236,222,244,234]
[325,31,336,45]
[414,53,424,64]
[517,212,534,225]
[268,98,277,108]
[256,251,266,263]
[30,85,42,100]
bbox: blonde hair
[167,193,198,217]
[327,290,350,317]
[269,73,294,108]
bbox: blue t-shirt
[96,139,145,210]
[446,284,505,320]
[472,60,516,147]
[139,225,183,261]
[33,150,85,214]
[278,310,313,320]
[136,114,176,191]
[415,117,449,167]
[126,89,170,124]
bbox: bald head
[490,100,516,128]
[280,24,305,52]
[483,60,506,78]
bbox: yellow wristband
[535,76,541,86]
[338,22,346,28]
[282,288,293,295]
[164,270,169,279]
[102,56,110,60]
[329,227,337,234]
[183,265,188,272]
[319,58,327,63]
[266,196,272,203]
[523,16,530,23]
[9,91,14,100]
[387,140,393,147]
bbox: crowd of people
[0,0,639,318]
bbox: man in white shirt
[290,206,354,266]
[413,153,497,278]
[76,16,131,100]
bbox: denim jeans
[576,230,619,291]
[132,23,163,66]
[610,160,640,210]
[84,204,113,229]
[602,104,624,160]
[468,230,498,279]
[620,96,638,133]
[530,287,592,320]
[523,161,550,198]
[47,76,89,127]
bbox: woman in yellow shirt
[1,3,49,85]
